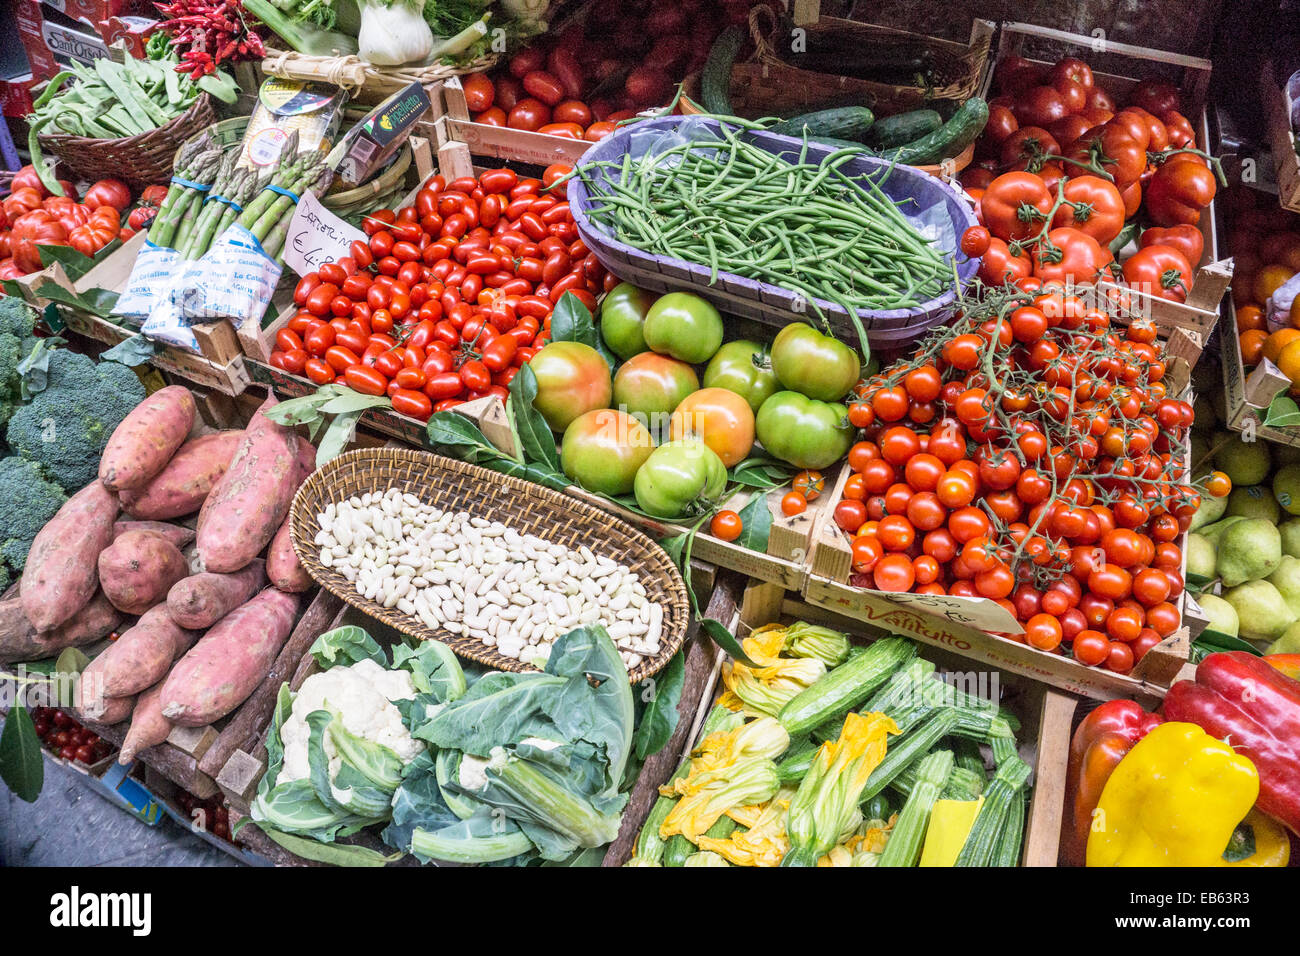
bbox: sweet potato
[73,654,134,724]
[196,395,300,574]
[94,604,201,697]
[19,591,125,661]
[266,516,312,593]
[119,429,242,521]
[296,436,317,483]
[22,481,120,632]
[99,385,197,491]
[98,530,189,615]
[114,520,196,550]
[166,559,266,630]
[160,587,300,726]
[120,681,171,764]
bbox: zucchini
[992,790,1027,867]
[701,26,745,116]
[954,755,1031,866]
[776,736,820,785]
[883,97,989,166]
[770,106,875,142]
[859,708,959,802]
[878,749,953,867]
[778,637,915,737]
[662,833,694,867]
[868,109,942,149]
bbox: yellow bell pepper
[919,797,984,867]
[1222,809,1290,867]
[1087,722,1259,867]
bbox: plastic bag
[114,241,181,319]
[171,223,283,326]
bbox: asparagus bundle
[235,133,335,261]
[177,152,270,261]
[262,165,333,260]
[149,136,223,250]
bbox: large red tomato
[1145,155,1217,226]
[1052,176,1126,245]
[980,172,1053,241]
[10,209,68,274]
[1031,228,1108,284]
[1122,244,1193,302]
[83,179,132,213]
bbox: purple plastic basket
[569,116,979,348]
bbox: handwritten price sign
[283,191,366,277]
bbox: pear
[1189,492,1228,532]
[1225,485,1282,523]
[1199,515,1246,547]
[1275,464,1300,516]
[1185,533,1217,581]
[1269,555,1300,618]
[1212,429,1271,486]
[1223,580,1297,642]
[1197,593,1240,638]
[1268,621,1300,655]
[1280,517,1300,558]
[1217,517,1282,586]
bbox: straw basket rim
[289,448,691,684]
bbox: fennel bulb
[358,0,433,66]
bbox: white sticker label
[282,191,366,278]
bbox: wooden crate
[987,22,1231,324]
[603,583,1076,867]
[1221,297,1300,448]
[1267,61,1300,216]
[440,76,593,167]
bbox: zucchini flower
[780,622,851,667]
[697,788,795,867]
[721,629,828,717]
[623,857,662,867]
[851,851,881,866]
[783,710,898,866]
[685,716,791,777]
[660,756,780,842]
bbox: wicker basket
[176,117,414,224]
[37,93,217,191]
[725,7,990,119]
[260,50,499,105]
[289,448,691,684]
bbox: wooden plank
[1022,690,1076,867]
[599,569,742,867]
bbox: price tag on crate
[282,191,366,277]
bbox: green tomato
[612,352,699,434]
[530,341,613,432]
[642,292,723,364]
[702,340,780,413]
[598,282,655,360]
[769,322,862,402]
[755,391,854,470]
[561,409,655,497]
[633,439,728,519]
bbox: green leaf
[100,334,159,367]
[508,364,560,471]
[317,391,392,415]
[310,625,386,667]
[317,407,372,466]
[550,291,616,371]
[1191,629,1263,663]
[700,617,757,667]
[0,705,44,802]
[1221,822,1257,863]
[632,649,685,760]
[263,389,338,427]
[734,493,773,553]
[426,411,508,465]
[54,646,91,676]
[1265,394,1300,428]
[34,243,97,281]
[728,457,795,490]
[32,278,120,318]
[17,337,57,397]
[254,824,404,866]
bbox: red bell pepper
[1063,699,1163,865]
[1162,651,1300,833]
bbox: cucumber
[867,109,942,149]
[770,106,875,141]
[883,97,989,166]
[701,25,745,116]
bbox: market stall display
[4,3,1300,875]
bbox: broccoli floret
[0,296,40,435]
[6,350,145,491]
[0,456,66,583]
